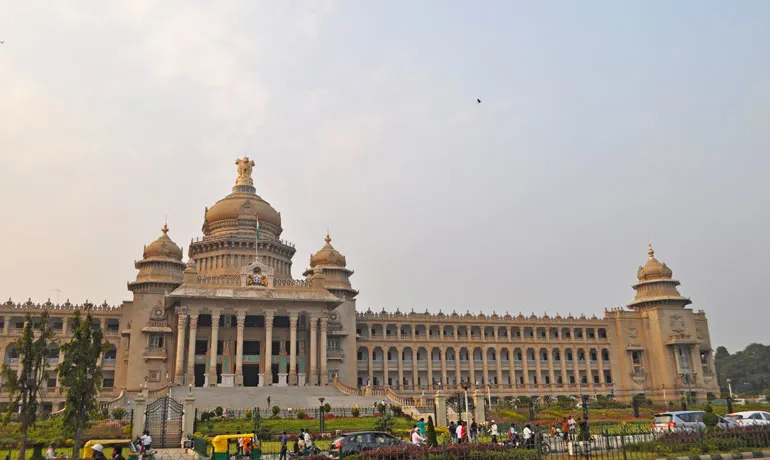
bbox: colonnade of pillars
[173,307,329,387]
[364,346,611,391]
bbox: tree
[702,404,719,432]
[426,416,438,447]
[1,312,56,460]
[58,311,109,459]
[372,411,396,433]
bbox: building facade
[0,157,718,406]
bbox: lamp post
[461,379,470,422]
[679,373,696,406]
[727,378,734,400]
[319,398,325,434]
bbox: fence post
[129,409,134,442]
[619,428,627,460]
[442,440,447,460]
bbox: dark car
[328,431,411,457]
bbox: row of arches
[357,324,608,341]
[358,346,611,363]
[1,344,118,364]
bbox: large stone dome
[143,224,183,260]
[205,193,281,229]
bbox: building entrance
[243,364,259,387]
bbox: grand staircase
[168,385,385,411]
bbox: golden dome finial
[162,222,169,235]
[325,232,331,245]
[648,242,654,259]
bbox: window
[272,341,280,355]
[243,341,260,355]
[195,340,208,355]
[149,335,164,349]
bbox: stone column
[440,347,448,389]
[521,352,530,389]
[560,348,569,388]
[468,351,476,389]
[368,348,374,387]
[235,310,246,387]
[455,353,462,390]
[496,347,503,388]
[547,349,556,387]
[383,348,390,387]
[572,351,581,388]
[186,313,198,385]
[262,310,275,386]
[174,308,187,385]
[309,315,318,385]
[597,350,605,389]
[534,350,543,388]
[60,317,66,336]
[411,351,419,390]
[289,312,299,385]
[426,349,433,390]
[320,316,328,385]
[208,309,221,387]
[508,347,516,387]
[397,347,404,390]
[482,348,489,385]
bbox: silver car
[652,411,735,433]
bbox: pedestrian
[417,418,426,437]
[304,427,313,450]
[111,447,125,460]
[237,437,244,455]
[455,421,464,444]
[523,424,533,449]
[489,420,498,444]
[141,431,153,451]
[561,417,570,442]
[449,421,457,444]
[91,444,107,460]
[509,424,517,443]
[470,418,478,443]
[267,396,271,408]
[45,443,57,460]
[411,424,425,445]
[568,415,577,440]
[550,425,557,437]
[279,431,288,460]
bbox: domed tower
[126,224,185,390]
[303,233,357,299]
[627,243,691,310]
[189,157,296,279]
[303,233,358,386]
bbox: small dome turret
[628,243,691,310]
[143,224,183,261]
[309,233,347,268]
[636,243,673,281]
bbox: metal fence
[198,405,383,420]
[190,426,770,460]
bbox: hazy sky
[1,1,768,352]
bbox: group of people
[448,418,499,444]
[409,418,428,444]
[277,428,314,460]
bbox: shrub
[390,405,403,416]
[373,412,396,433]
[121,425,131,437]
[272,406,281,417]
[323,403,331,414]
[296,409,306,420]
[111,408,127,420]
[351,405,360,417]
[244,409,252,420]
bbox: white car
[725,411,770,427]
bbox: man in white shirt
[140,431,152,452]
[410,425,426,445]
[303,428,312,448]
[489,420,498,444]
[522,424,533,448]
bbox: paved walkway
[169,386,383,410]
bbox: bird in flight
[477,98,482,104]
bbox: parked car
[725,411,770,427]
[652,411,736,433]
[328,431,413,457]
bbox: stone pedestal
[298,373,306,386]
[259,374,267,387]
[434,391,448,427]
[219,374,235,387]
[235,374,243,387]
[183,391,196,438]
[289,374,297,386]
[133,390,148,439]
[473,389,486,422]
[277,373,288,387]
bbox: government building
[0,157,719,408]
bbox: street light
[319,398,326,434]
[726,378,734,399]
[461,379,471,422]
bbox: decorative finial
[161,223,169,235]
[648,242,654,258]
[325,232,331,244]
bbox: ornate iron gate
[144,396,184,448]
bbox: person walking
[561,418,570,442]
[522,424,533,449]
[417,418,426,437]
[455,421,464,444]
[489,420,498,444]
[470,418,478,443]
[410,425,426,445]
[449,421,457,444]
[279,431,289,460]
[568,415,577,441]
[267,396,271,408]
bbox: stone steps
[168,386,385,411]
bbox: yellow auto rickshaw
[81,440,136,460]
[209,434,261,460]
